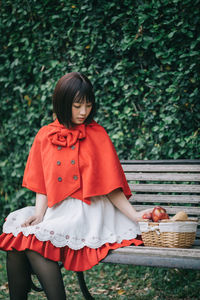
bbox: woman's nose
[80,105,86,115]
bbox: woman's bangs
[73,86,94,104]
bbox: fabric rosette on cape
[48,124,86,147]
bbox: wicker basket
[139,219,198,248]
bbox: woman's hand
[21,214,44,227]
[134,208,153,222]
[21,193,48,227]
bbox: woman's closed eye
[73,104,81,109]
[73,104,92,109]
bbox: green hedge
[0,0,200,222]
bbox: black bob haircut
[53,72,96,128]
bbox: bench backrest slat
[126,173,200,181]
[123,164,200,172]
[130,194,200,204]
[133,205,200,216]
[130,184,200,193]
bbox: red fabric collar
[48,119,97,147]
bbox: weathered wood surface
[121,160,200,165]
[129,184,200,193]
[130,194,200,204]
[132,205,200,216]
[122,164,200,172]
[102,245,200,270]
[126,173,200,182]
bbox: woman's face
[71,99,92,125]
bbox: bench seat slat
[130,194,200,204]
[104,246,200,258]
[126,173,200,181]
[130,184,200,193]
[101,246,200,270]
[122,164,200,172]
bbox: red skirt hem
[0,233,143,271]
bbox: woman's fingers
[21,215,43,227]
[30,218,42,226]
[21,216,37,227]
[136,208,153,220]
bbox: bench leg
[76,271,94,300]
[30,276,43,292]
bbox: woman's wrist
[108,189,138,222]
[34,213,45,219]
[35,193,48,217]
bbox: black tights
[6,250,66,300]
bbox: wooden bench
[32,160,200,299]
[102,160,200,270]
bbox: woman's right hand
[21,215,44,227]
[21,193,48,227]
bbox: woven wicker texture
[140,221,197,248]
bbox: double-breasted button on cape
[22,119,132,207]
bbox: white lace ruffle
[3,195,141,250]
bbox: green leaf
[168,31,176,38]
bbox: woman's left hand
[135,208,153,221]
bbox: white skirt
[3,195,141,250]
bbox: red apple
[142,212,152,220]
[152,206,169,222]
[160,213,169,220]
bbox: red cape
[22,119,132,207]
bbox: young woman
[0,72,152,300]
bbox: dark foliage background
[0,0,200,222]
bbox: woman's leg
[6,250,32,300]
[25,250,66,300]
